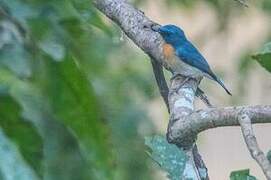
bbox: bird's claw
[142,22,161,31]
[171,75,193,93]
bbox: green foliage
[252,42,271,73]
[145,136,188,180]
[0,0,156,179]
[262,0,271,14]
[0,96,43,176]
[230,169,257,180]
[0,68,98,179]
[42,56,113,179]
[0,0,113,179]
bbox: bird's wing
[175,41,232,95]
[175,41,213,76]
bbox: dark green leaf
[267,150,271,163]
[0,96,43,176]
[41,56,113,180]
[252,42,271,73]
[145,135,187,180]
[230,169,257,180]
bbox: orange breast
[163,43,175,59]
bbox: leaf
[0,96,43,176]
[0,128,39,180]
[145,135,187,180]
[252,42,271,73]
[41,56,113,180]
[267,150,271,163]
[230,169,257,180]
[0,69,93,180]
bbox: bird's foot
[143,22,161,31]
[170,75,193,93]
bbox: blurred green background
[0,0,271,179]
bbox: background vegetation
[0,0,270,179]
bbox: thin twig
[238,113,271,180]
[192,144,209,180]
[234,0,249,8]
[196,88,213,108]
[150,59,170,112]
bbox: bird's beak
[150,23,161,32]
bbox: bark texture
[239,113,271,180]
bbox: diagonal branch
[94,0,165,65]
[234,0,249,7]
[94,0,271,179]
[238,113,271,180]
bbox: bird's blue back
[175,41,214,77]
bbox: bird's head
[152,24,186,47]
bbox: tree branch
[94,0,165,65]
[238,113,271,180]
[94,0,271,179]
[150,58,170,112]
[167,101,271,147]
[234,0,249,7]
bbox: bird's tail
[209,72,232,96]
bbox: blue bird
[152,24,232,95]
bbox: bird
[151,24,232,95]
